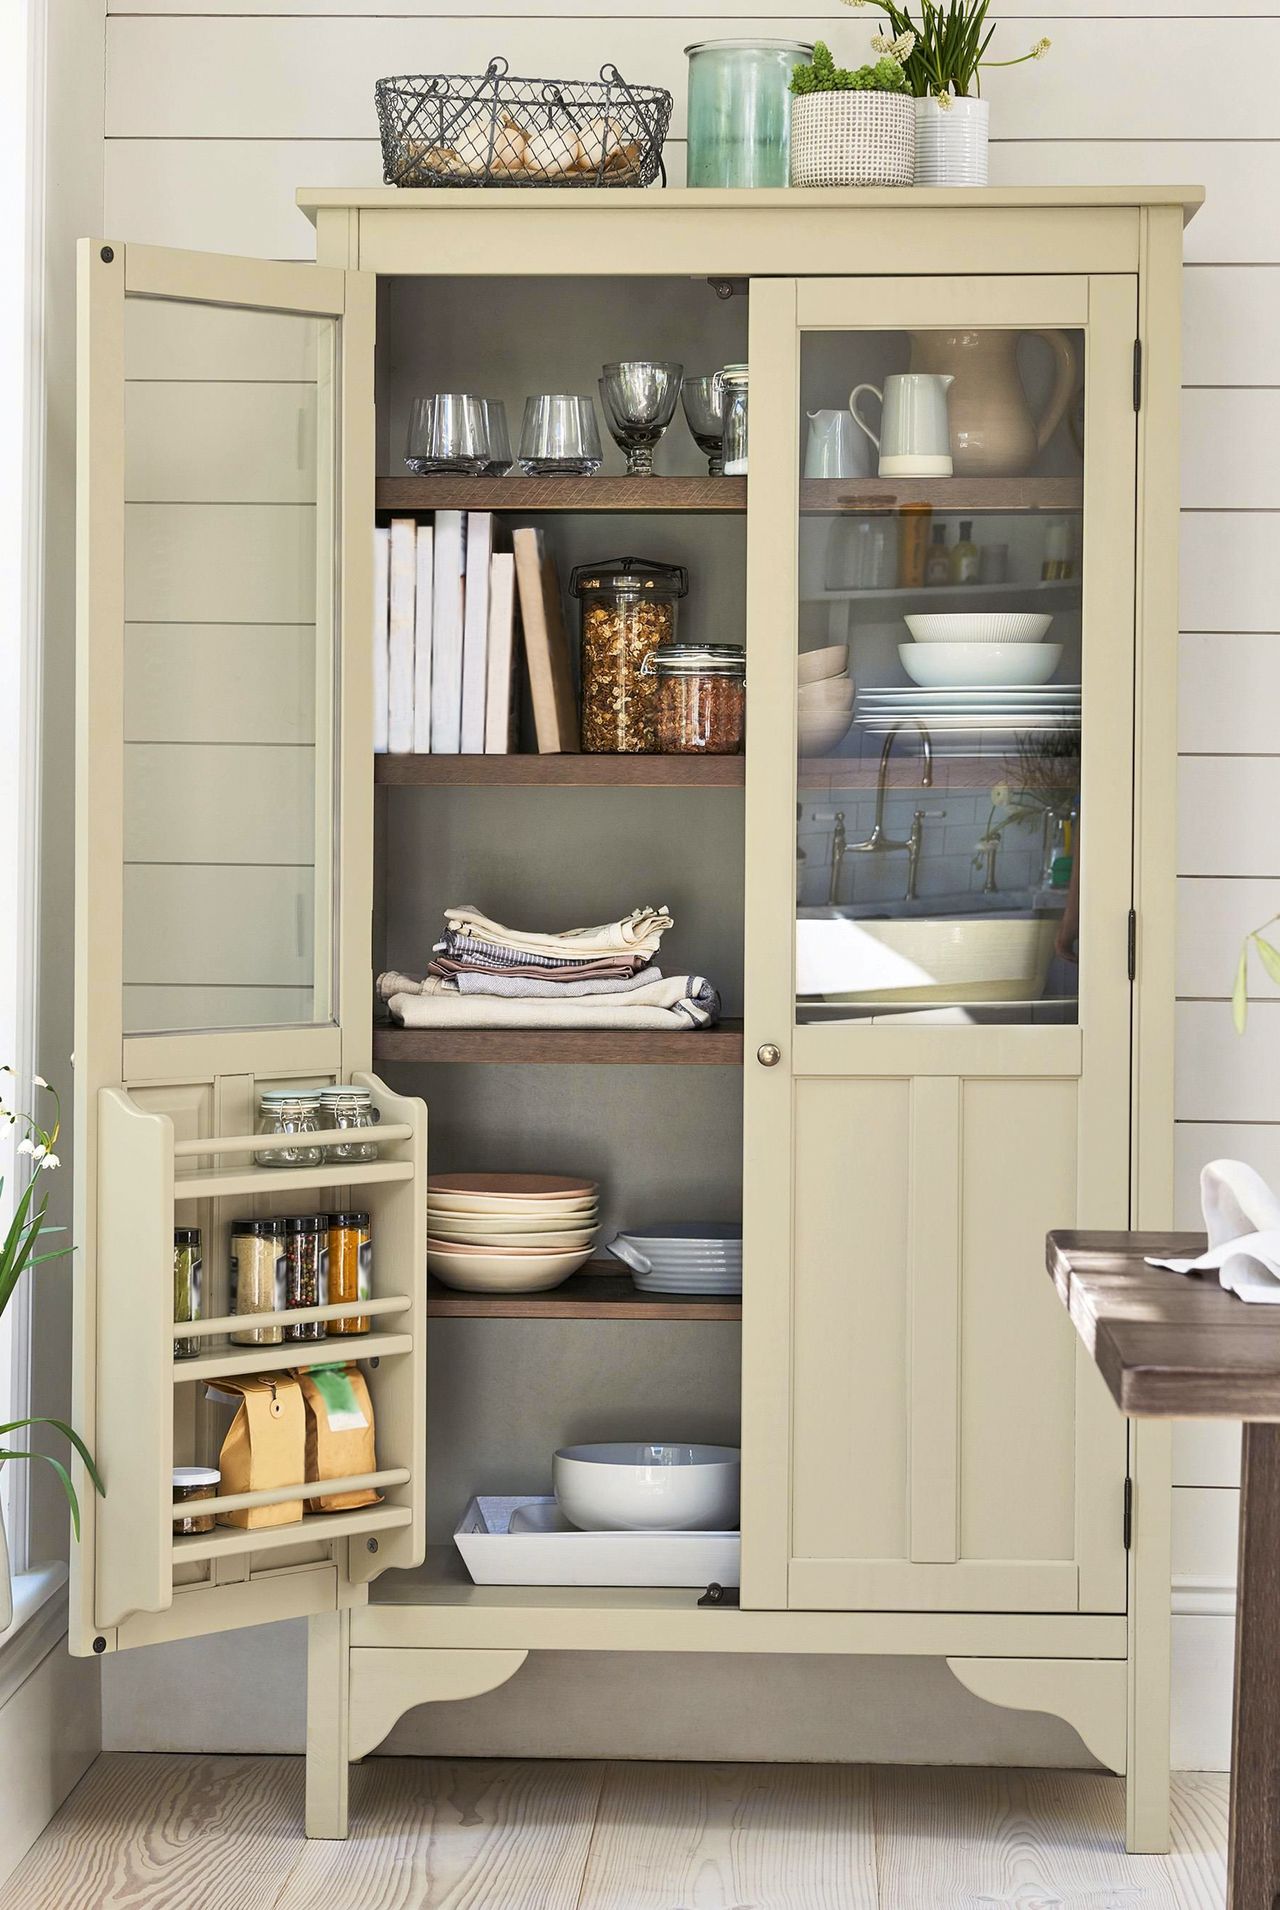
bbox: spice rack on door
[92,1073,427,1631]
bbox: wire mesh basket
[376,59,672,189]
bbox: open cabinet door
[71,241,426,1656]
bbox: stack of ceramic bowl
[856,611,1081,742]
[798,643,854,756]
[606,1222,743,1297]
[427,1172,598,1293]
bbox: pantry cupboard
[72,187,1198,1854]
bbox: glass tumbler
[405,393,489,474]
[480,399,513,474]
[518,395,603,475]
[685,40,813,188]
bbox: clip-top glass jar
[645,645,746,754]
[255,1089,322,1168]
[318,1086,379,1163]
[570,556,689,754]
[718,366,749,475]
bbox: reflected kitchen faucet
[824,722,942,905]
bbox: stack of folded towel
[378,904,722,1032]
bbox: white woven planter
[913,94,989,186]
[789,92,915,188]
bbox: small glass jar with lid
[173,1465,220,1536]
[255,1088,322,1168]
[173,1226,203,1361]
[318,1085,379,1164]
[283,1214,327,1342]
[570,556,689,754]
[718,366,749,475]
[327,1211,372,1337]
[229,1217,285,1345]
[646,645,746,754]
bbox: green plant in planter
[841,0,1050,102]
[790,43,913,96]
[0,1071,103,1537]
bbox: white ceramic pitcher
[849,372,954,477]
[804,407,868,479]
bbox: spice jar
[229,1218,285,1346]
[317,1086,379,1164]
[646,646,746,754]
[255,1089,322,1168]
[718,365,749,475]
[327,1212,372,1337]
[283,1214,327,1343]
[173,1465,220,1536]
[173,1226,202,1361]
[571,556,688,753]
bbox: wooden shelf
[374,1018,744,1067]
[376,752,745,788]
[800,477,1082,514]
[428,1267,740,1321]
[378,476,742,513]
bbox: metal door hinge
[1127,908,1137,982]
[1123,1477,1134,1550]
[1133,339,1143,412]
[698,1582,740,1607]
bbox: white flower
[991,782,1011,807]
[30,1142,47,1161]
[1031,36,1051,57]
[871,33,892,51]
[890,30,916,59]
[841,0,869,9]
[17,1138,34,1156]
[933,89,954,110]
[38,1152,59,1171]
[32,1074,47,1090]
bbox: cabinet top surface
[297,184,1204,224]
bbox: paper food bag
[299,1365,381,1513]
[214,1374,305,1529]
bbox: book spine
[372,526,390,755]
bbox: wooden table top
[1047,1229,1280,1420]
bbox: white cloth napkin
[1146,1159,1280,1304]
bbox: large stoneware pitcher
[908,330,1076,476]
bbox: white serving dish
[553,1441,741,1532]
[797,643,848,686]
[454,1496,741,1588]
[427,1243,594,1291]
[428,1193,598,1219]
[898,642,1063,688]
[904,611,1054,645]
[432,1224,598,1251]
[428,1206,597,1237]
[798,709,855,756]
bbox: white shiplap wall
[101,0,1268,1770]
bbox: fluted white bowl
[905,612,1053,645]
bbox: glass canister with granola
[570,556,688,753]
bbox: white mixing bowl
[553,1442,741,1532]
[899,642,1064,689]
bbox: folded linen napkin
[441,904,673,964]
[1146,1159,1280,1304]
[431,945,647,982]
[451,966,664,1000]
[378,969,720,1031]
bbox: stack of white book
[373,514,579,756]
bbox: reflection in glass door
[794,326,1085,1028]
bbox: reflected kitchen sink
[797,895,1062,1003]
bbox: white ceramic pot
[913,95,989,187]
[790,92,915,188]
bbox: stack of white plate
[428,1173,598,1293]
[606,1222,743,1297]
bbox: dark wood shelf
[801,477,1082,514]
[428,1267,741,1321]
[378,476,742,513]
[375,752,745,788]
[374,1018,744,1067]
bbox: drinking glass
[680,373,726,476]
[405,394,489,474]
[517,395,603,475]
[599,362,683,476]
[480,399,513,475]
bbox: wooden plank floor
[0,1755,1229,1910]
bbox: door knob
[756,1043,782,1067]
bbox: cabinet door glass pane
[122,298,338,1034]
[795,327,1084,1027]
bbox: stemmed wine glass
[598,362,683,476]
[680,373,726,476]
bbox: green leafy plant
[970,731,1081,872]
[791,43,912,96]
[840,0,1050,101]
[1232,919,1280,1034]
[0,1071,103,1537]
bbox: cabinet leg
[305,1609,351,1839]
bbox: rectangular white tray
[454,1496,741,1588]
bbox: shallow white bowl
[427,1244,594,1291]
[432,1224,598,1251]
[429,1206,597,1236]
[428,1192,598,1219]
[798,708,854,756]
[904,612,1054,645]
[553,1442,741,1533]
[798,678,855,711]
[797,643,848,686]
[899,642,1063,689]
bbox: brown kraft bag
[298,1365,381,1513]
[214,1373,305,1529]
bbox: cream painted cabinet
[74,191,1196,1854]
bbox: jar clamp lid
[259,1087,321,1106]
[318,1085,372,1102]
[173,1466,221,1489]
[644,644,746,677]
[569,556,689,600]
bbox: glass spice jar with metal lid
[283,1214,328,1343]
[255,1088,323,1168]
[173,1226,203,1360]
[327,1211,372,1337]
[229,1217,286,1346]
[570,556,688,753]
[645,645,747,755]
[318,1085,379,1164]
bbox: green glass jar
[685,39,813,188]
